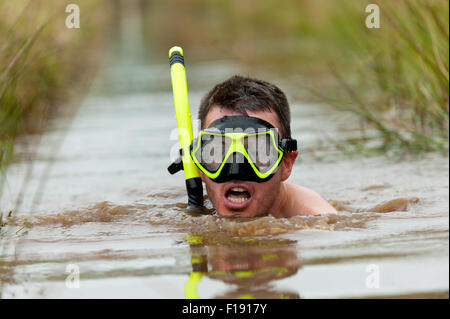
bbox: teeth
[227,187,250,204]
[228,197,248,203]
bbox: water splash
[7,196,422,236]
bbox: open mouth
[224,184,252,209]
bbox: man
[193,75,337,218]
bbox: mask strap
[280,139,297,153]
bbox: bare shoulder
[282,182,338,217]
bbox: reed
[318,0,449,153]
[0,1,111,173]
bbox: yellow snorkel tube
[168,46,204,209]
[184,234,206,299]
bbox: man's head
[197,75,298,218]
[199,75,292,139]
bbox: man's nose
[226,153,247,177]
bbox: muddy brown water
[0,10,448,298]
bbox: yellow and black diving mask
[189,116,297,183]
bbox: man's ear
[199,171,206,183]
[280,151,298,181]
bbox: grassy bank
[144,0,449,154]
[0,1,112,172]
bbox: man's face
[200,106,292,218]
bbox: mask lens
[244,132,280,174]
[194,133,231,172]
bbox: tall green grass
[0,1,111,174]
[144,0,449,153]
[313,0,449,153]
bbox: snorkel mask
[190,116,297,183]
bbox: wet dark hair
[198,75,292,138]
